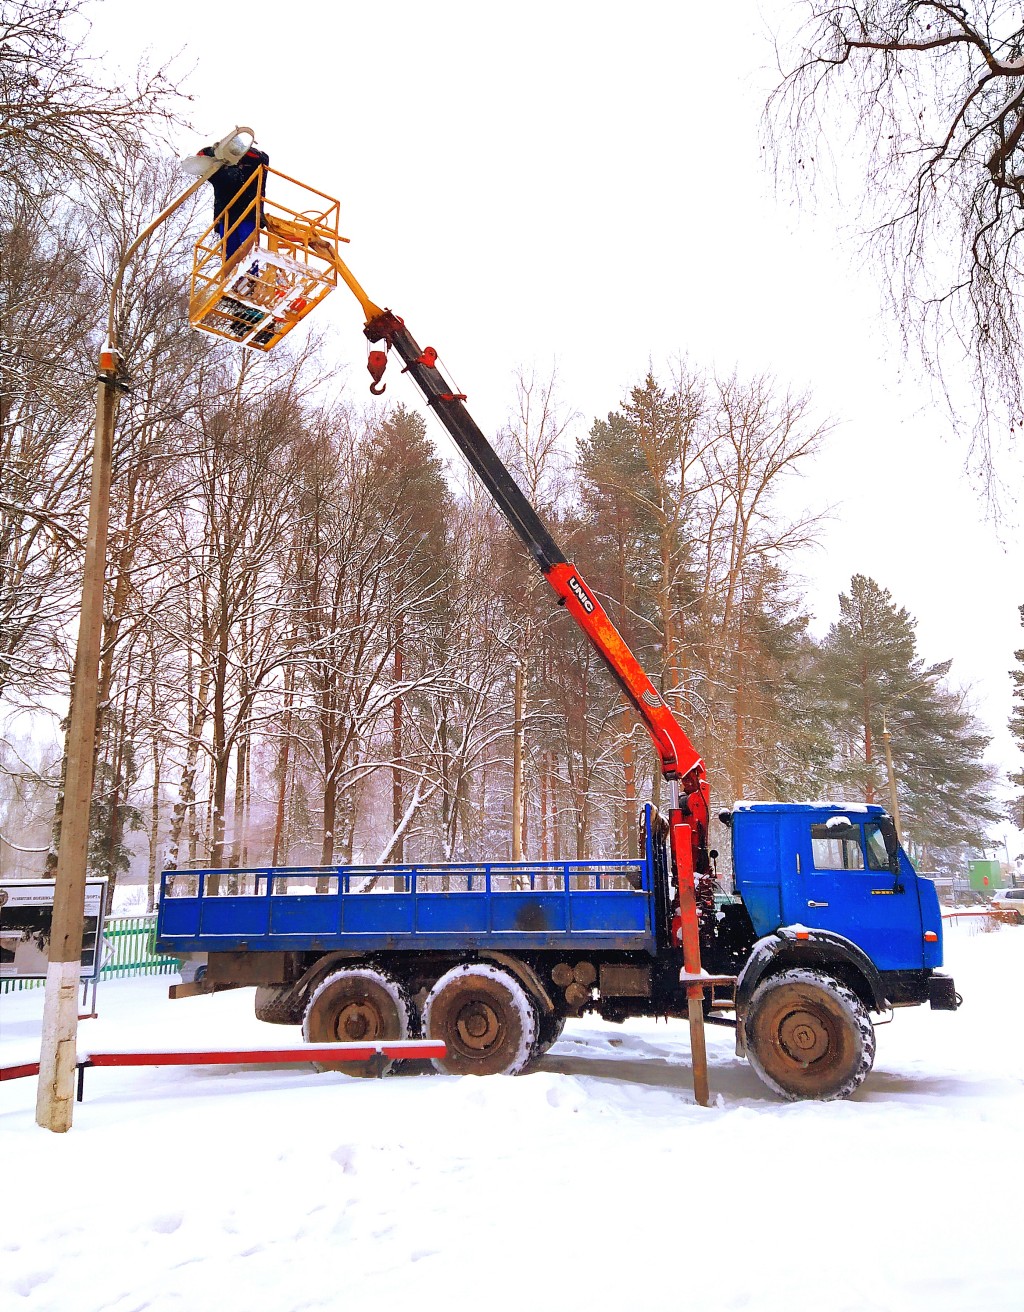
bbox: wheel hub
[338,1001,377,1041]
[778,1008,830,1064]
[456,1002,499,1051]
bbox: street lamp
[35,127,254,1133]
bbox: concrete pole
[35,356,119,1132]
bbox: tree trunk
[622,707,637,860]
[392,613,404,868]
[208,612,230,870]
[147,737,161,914]
[512,660,525,866]
[271,658,295,866]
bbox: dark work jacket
[200,146,270,234]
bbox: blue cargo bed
[156,854,657,956]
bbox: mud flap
[928,973,960,1011]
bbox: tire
[529,1012,567,1063]
[422,963,538,1076]
[744,968,876,1101]
[254,984,303,1026]
[302,966,412,1077]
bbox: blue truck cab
[728,802,944,974]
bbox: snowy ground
[2,922,1022,1312]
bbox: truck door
[796,818,924,971]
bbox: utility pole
[36,128,253,1132]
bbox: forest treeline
[0,6,1004,906]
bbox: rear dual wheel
[423,963,537,1076]
[530,1012,567,1062]
[302,966,412,1077]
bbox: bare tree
[0,199,94,704]
[0,0,185,207]
[769,2,1024,497]
[498,367,576,858]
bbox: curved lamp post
[36,127,254,1132]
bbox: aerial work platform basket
[189,167,344,351]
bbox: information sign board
[0,879,107,980]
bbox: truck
[157,185,960,1101]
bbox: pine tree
[727,560,834,802]
[375,403,453,861]
[815,575,1000,870]
[578,390,670,850]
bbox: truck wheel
[529,1012,567,1064]
[744,968,876,1101]
[423,963,537,1076]
[302,966,412,1077]
[254,984,303,1026]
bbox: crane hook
[367,349,388,395]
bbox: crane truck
[158,190,960,1102]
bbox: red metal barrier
[81,1041,446,1068]
[75,1040,447,1099]
[1,1040,447,1100]
[942,908,1021,924]
[1,1061,40,1083]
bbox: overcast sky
[85,0,1023,855]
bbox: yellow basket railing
[189,167,345,351]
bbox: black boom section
[367,313,566,576]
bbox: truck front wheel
[423,963,537,1076]
[744,968,876,1101]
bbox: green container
[967,859,1003,892]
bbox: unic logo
[567,575,595,614]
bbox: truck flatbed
[156,852,659,957]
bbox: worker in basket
[197,139,270,258]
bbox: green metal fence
[102,914,180,978]
[0,914,180,994]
